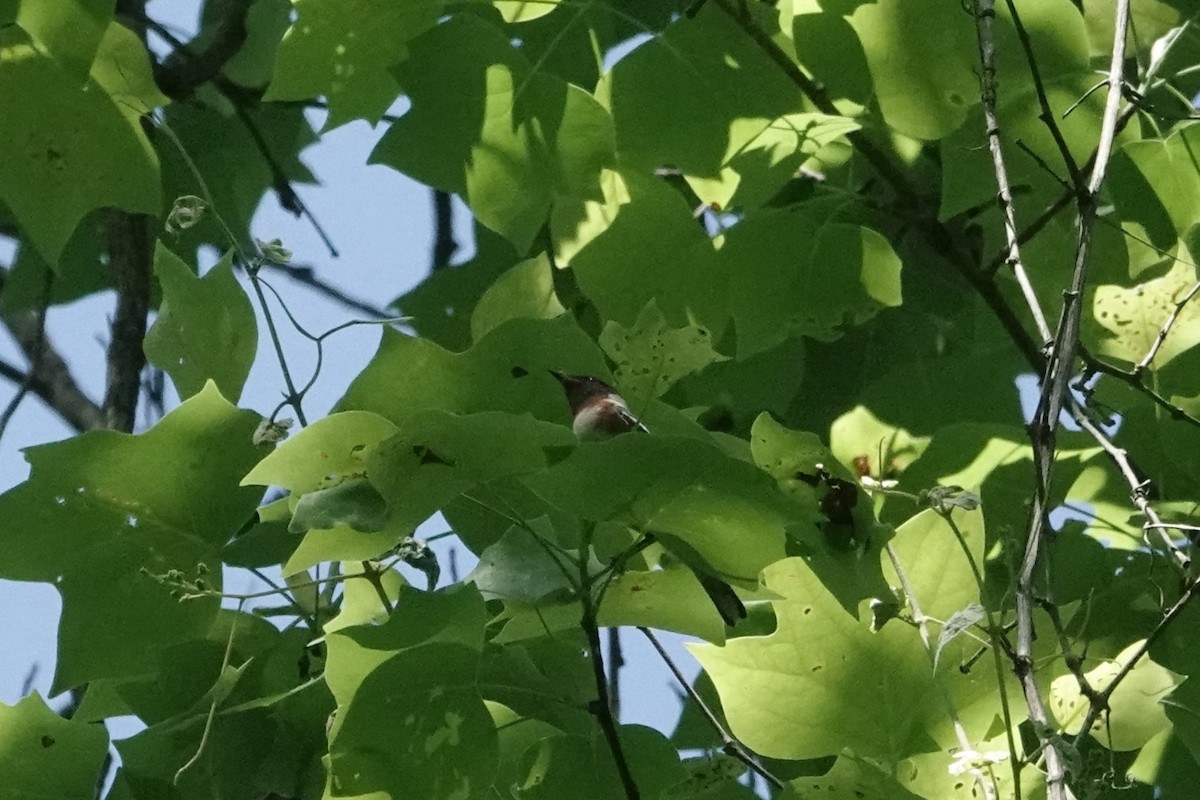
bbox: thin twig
[102,210,153,432]
[265,262,396,320]
[1002,0,1082,186]
[1072,574,1200,744]
[1071,410,1188,569]
[972,0,1053,345]
[606,628,623,720]
[174,612,240,784]
[938,511,1023,797]
[431,190,457,270]
[1016,4,1131,797]
[637,626,785,790]
[1133,277,1200,374]
[359,560,394,615]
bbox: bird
[549,371,747,626]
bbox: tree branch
[432,190,457,270]
[102,210,153,433]
[1015,3,1131,797]
[0,276,104,433]
[146,0,254,99]
[972,0,1053,345]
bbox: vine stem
[175,610,240,785]
[885,542,998,800]
[939,511,1022,799]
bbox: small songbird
[548,371,649,440]
[550,371,746,626]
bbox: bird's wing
[612,402,649,433]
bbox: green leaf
[514,726,687,800]
[848,0,1087,140]
[0,693,110,800]
[719,209,903,357]
[0,382,265,690]
[13,0,113,79]
[325,585,496,799]
[337,316,607,426]
[685,112,861,211]
[564,169,722,330]
[144,245,258,401]
[600,299,726,402]
[290,477,389,534]
[264,0,441,127]
[366,410,577,534]
[470,253,565,341]
[1109,124,1200,253]
[780,754,923,800]
[1088,259,1200,370]
[90,20,170,120]
[467,523,574,604]
[1050,641,1179,751]
[597,564,729,643]
[690,557,990,762]
[372,14,615,252]
[525,434,794,586]
[0,26,160,265]
[601,2,802,178]
[199,0,293,89]
[159,100,315,260]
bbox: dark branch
[431,190,457,270]
[102,210,153,433]
[0,272,104,433]
[146,0,254,99]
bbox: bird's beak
[548,369,567,384]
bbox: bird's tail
[698,574,747,626]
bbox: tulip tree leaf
[144,244,258,402]
[0,26,159,265]
[264,0,441,126]
[0,383,265,690]
[0,693,111,800]
[600,299,727,402]
[372,14,616,252]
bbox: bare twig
[359,560,394,615]
[636,627,784,790]
[972,0,1053,345]
[1133,277,1200,374]
[1072,574,1200,745]
[146,0,253,98]
[1002,0,1082,186]
[938,511,1023,796]
[262,263,395,319]
[1071,410,1188,569]
[1016,4,1131,797]
[606,627,623,720]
